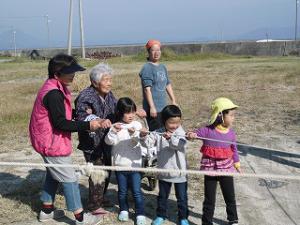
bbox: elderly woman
[76,64,146,214]
[75,63,117,215]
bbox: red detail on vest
[200,145,233,159]
[29,79,72,157]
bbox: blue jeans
[157,180,189,220]
[115,171,144,216]
[40,169,83,212]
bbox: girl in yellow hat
[187,97,240,225]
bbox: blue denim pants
[157,180,189,220]
[40,169,83,212]
[115,171,144,216]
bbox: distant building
[256,39,293,43]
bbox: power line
[0,16,45,20]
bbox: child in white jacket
[105,97,147,225]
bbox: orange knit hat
[145,39,161,50]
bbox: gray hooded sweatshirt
[141,126,188,183]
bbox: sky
[0,0,298,49]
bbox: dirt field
[0,54,299,225]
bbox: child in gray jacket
[140,105,189,225]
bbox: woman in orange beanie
[139,39,177,131]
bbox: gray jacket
[141,126,188,183]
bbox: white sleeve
[104,127,119,146]
[126,121,143,143]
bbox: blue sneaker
[152,217,165,225]
[180,219,189,225]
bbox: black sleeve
[43,89,90,132]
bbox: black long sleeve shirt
[43,89,90,132]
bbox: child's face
[223,110,236,127]
[149,44,161,63]
[165,117,181,133]
[122,111,136,124]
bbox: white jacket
[105,121,144,168]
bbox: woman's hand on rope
[100,119,112,129]
[89,119,111,131]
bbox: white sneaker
[118,210,129,222]
[136,215,146,225]
[39,209,65,222]
[75,213,103,225]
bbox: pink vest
[29,78,72,156]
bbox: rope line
[150,131,300,156]
[0,162,300,181]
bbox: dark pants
[115,171,144,216]
[84,152,111,211]
[202,176,238,225]
[157,180,189,220]
[146,112,163,131]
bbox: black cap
[59,61,86,74]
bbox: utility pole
[67,0,74,55]
[295,0,299,40]
[13,30,17,57]
[79,0,86,58]
[45,14,50,48]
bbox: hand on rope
[119,125,298,156]
[186,131,198,140]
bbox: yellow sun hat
[208,97,239,125]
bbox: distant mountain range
[0,26,296,50]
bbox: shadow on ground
[238,145,300,169]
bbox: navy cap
[59,61,86,74]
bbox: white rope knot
[82,162,94,177]
[80,162,108,185]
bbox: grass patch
[130,47,237,62]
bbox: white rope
[0,161,300,181]
[151,131,300,156]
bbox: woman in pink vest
[29,54,110,225]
